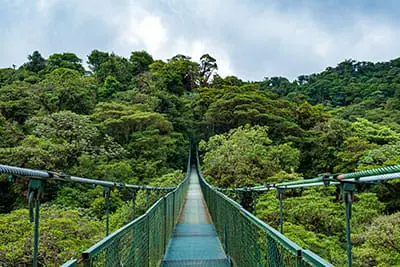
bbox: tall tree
[200,125,300,187]
[150,55,199,95]
[199,54,218,87]
[39,68,96,114]
[46,53,85,74]
[95,54,132,84]
[130,51,154,75]
[87,49,110,73]
[0,81,40,123]
[22,51,46,73]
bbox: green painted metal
[220,164,400,193]
[196,150,333,267]
[132,190,137,218]
[27,178,43,267]
[163,196,168,256]
[345,193,353,267]
[277,190,284,234]
[211,163,400,267]
[145,189,150,210]
[33,195,40,267]
[277,177,330,188]
[103,187,110,237]
[76,184,189,266]
[341,183,356,267]
[3,148,399,266]
[0,161,176,266]
[0,164,175,191]
[302,250,333,267]
[62,148,191,266]
[252,191,258,216]
[162,168,229,266]
[343,165,400,179]
[61,259,78,267]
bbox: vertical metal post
[278,189,284,234]
[163,196,167,253]
[342,183,355,267]
[132,190,137,219]
[252,191,257,215]
[345,193,353,267]
[224,223,228,252]
[238,191,243,206]
[28,178,43,267]
[33,193,40,267]
[104,187,110,236]
[296,250,303,267]
[172,191,175,225]
[146,189,150,210]
[147,214,150,267]
[82,253,91,267]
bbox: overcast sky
[1,0,400,81]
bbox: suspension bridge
[1,147,400,267]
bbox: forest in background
[0,50,399,266]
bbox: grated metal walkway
[161,168,230,267]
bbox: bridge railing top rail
[81,168,191,260]
[214,164,400,193]
[62,147,191,266]
[1,146,192,267]
[215,187,303,252]
[196,148,333,267]
[0,164,175,191]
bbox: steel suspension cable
[0,164,175,191]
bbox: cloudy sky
[1,0,400,80]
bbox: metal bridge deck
[161,168,229,267]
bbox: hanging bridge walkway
[1,148,400,267]
[161,167,229,266]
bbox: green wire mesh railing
[210,161,400,267]
[63,179,189,267]
[61,150,191,267]
[196,151,333,267]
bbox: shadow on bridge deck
[161,168,230,267]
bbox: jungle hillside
[0,50,400,266]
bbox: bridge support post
[172,191,175,225]
[252,191,258,216]
[163,196,167,254]
[103,187,110,236]
[27,178,44,267]
[82,252,91,267]
[238,190,243,207]
[223,223,229,258]
[239,188,254,212]
[132,190,137,218]
[145,189,150,210]
[146,215,150,267]
[277,189,284,234]
[341,183,355,267]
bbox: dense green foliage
[0,50,399,266]
[0,206,103,266]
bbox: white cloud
[36,0,58,15]
[350,19,400,61]
[137,16,168,53]
[119,15,168,54]
[1,0,400,81]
